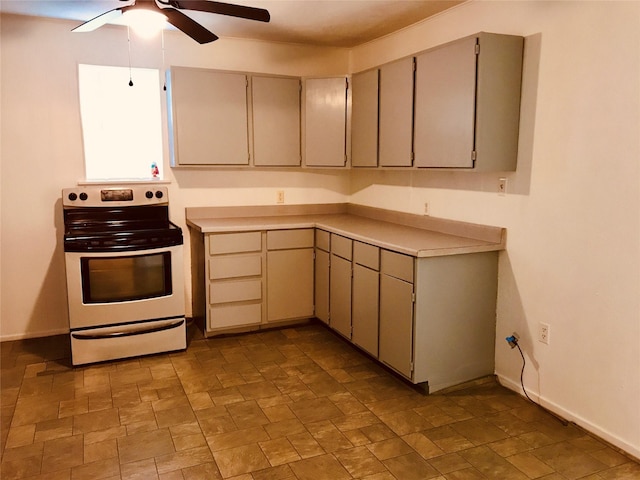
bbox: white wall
[349,0,640,458]
[1,0,639,459]
[0,14,350,340]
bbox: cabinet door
[379,274,414,379]
[414,36,476,168]
[304,77,347,167]
[330,255,352,338]
[252,76,301,166]
[314,248,330,324]
[267,249,314,322]
[169,67,249,165]
[379,57,414,167]
[352,264,379,357]
[351,69,379,167]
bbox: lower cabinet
[193,225,499,393]
[314,230,330,325]
[194,228,315,336]
[329,234,353,339]
[379,253,414,378]
[412,252,498,391]
[321,240,498,393]
[206,231,264,332]
[266,229,314,322]
[352,242,380,357]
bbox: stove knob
[79,192,88,201]
[155,191,164,199]
[145,191,154,199]
[68,192,78,201]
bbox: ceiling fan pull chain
[127,25,134,87]
[162,29,166,91]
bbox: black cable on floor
[515,342,536,404]
[507,335,569,426]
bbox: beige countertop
[186,204,505,258]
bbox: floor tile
[1,322,639,480]
[289,453,351,480]
[41,434,84,473]
[212,443,270,478]
[258,437,301,466]
[383,452,441,479]
[333,445,388,477]
[366,437,414,460]
[117,428,175,465]
[531,441,609,479]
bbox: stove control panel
[63,186,169,207]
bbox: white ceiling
[0,0,465,47]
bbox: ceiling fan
[72,0,271,44]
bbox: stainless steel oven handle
[71,319,185,340]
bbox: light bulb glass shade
[123,9,167,38]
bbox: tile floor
[1,322,639,480]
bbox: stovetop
[62,187,183,252]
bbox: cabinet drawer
[210,279,262,304]
[315,229,330,252]
[267,229,314,250]
[209,254,262,280]
[331,234,352,261]
[353,241,379,270]
[381,250,414,283]
[210,303,261,329]
[209,232,261,255]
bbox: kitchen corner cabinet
[252,76,301,167]
[314,230,330,324]
[191,217,500,391]
[379,57,414,167]
[304,77,348,167]
[351,69,379,167]
[168,67,249,166]
[414,32,524,170]
[266,229,314,321]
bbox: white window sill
[77,179,171,186]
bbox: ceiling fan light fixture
[122,9,167,38]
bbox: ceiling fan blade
[163,8,219,44]
[72,8,123,32]
[169,0,270,23]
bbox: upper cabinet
[252,76,301,167]
[168,67,249,166]
[168,68,301,167]
[351,69,379,167]
[414,33,524,171]
[379,57,414,167]
[167,32,523,172]
[303,77,348,167]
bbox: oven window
[81,252,172,303]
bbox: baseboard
[0,327,69,342]
[496,374,640,461]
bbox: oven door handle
[71,319,185,340]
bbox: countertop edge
[186,207,505,258]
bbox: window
[78,64,164,181]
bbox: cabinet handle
[72,319,184,340]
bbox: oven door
[65,245,185,329]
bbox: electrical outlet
[498,177,508,196]
[276,190,285,204]
[423,202,429,215]
[539,322,550,344]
